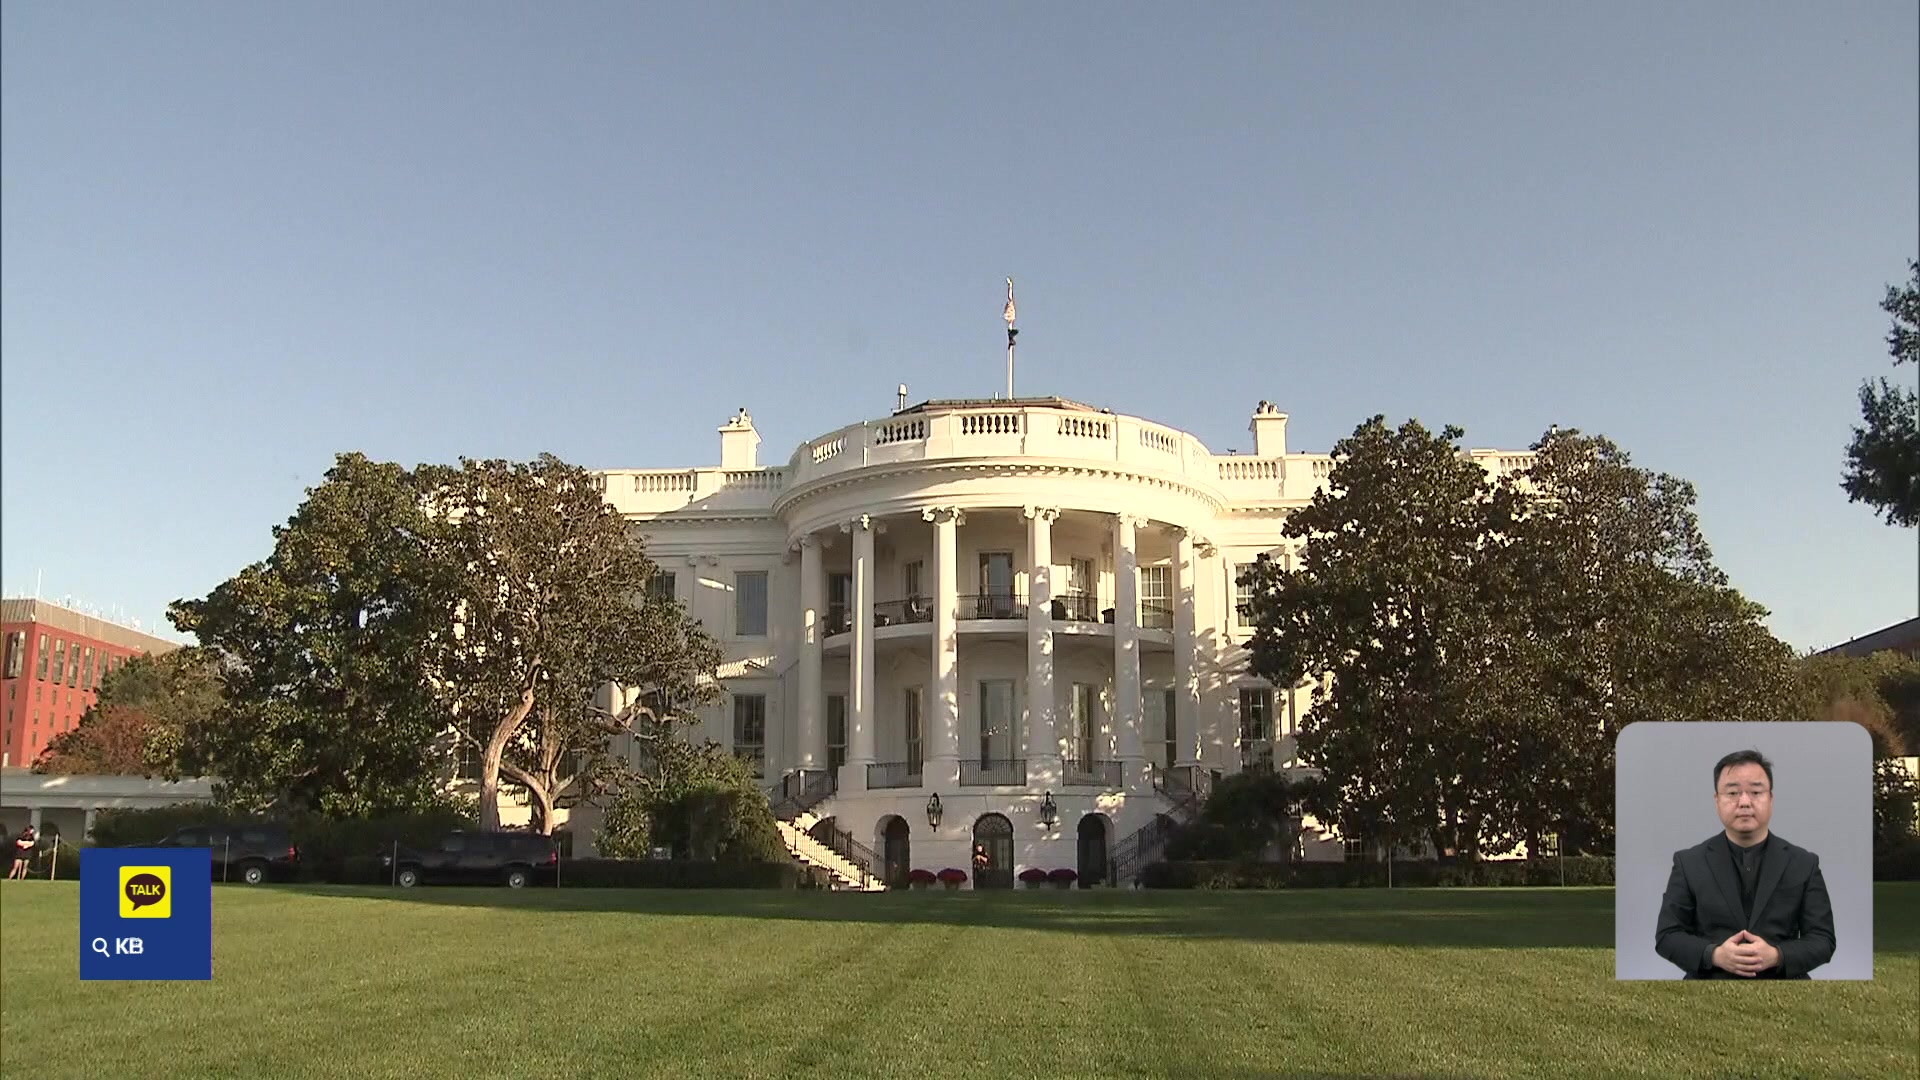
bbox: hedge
[1872,838,1920,881]
[557,858,801,889]
[1141,857,1618,889]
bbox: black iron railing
[1140,603,1174,630]
[1110,764,1217,886]
[867,761,923,789]
[769,768,837,820]
[959,593,1026,620]
[874,598,935,626]
[808,821,880,889]
[1050,593,1101,622]
[961,758,1027,786]
[1061,758,1123,788]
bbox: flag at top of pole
[1004,277,1017,325]
[1003,278,1018,398]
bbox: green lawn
[2,882,1915,1079]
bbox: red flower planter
[1048,868,1078,889]
[936,867,968,890]
[1018,867,1048,889]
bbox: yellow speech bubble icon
[119,866,172,919]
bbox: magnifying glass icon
[90,938,110,957]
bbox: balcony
[874,598,934,626]
[866,761,923,790]
[961,758,1028,786]
[1061,758,1123,789]
[1050,593,1101,623]
[959,594,1026,620]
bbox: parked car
[381,830,557,889]
[157,823,301,885]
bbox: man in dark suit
[1654,749,1836,978]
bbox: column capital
[921,506,966,526]
[792,531,822,550]
[1022,505,1061,522]
[1114,512,1147,530]
[840,514,875,534]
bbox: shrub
[558,858,799,889]
[1873,836,1920,881]
[88,804,232,848]
[1141,857,1617,889]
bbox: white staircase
[775,812,885,892]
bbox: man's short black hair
[1713,749,1774,790]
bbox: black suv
[158,823,301,885]
[382,830,557,889]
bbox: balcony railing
[873,598,935,626]
[959,594,1026,620]
[867,761,923,789]
[961,758,1028,786]
[1139,603,1174,630]
[1050,593,1100,622]
[1061,758,1123,788]
[769,768,837,820]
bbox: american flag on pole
[1003,278,1016,325]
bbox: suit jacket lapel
[1751,834,1787,927]
[1706,835,1743,926]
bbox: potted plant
[909,868,937,890]
[1018,867,1048,890]
[937,867,968,891]
[1048,867,1079,890]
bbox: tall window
[1069,557,1094,597]
[1140,565,1171,627]
[648,572,677,604]
[1240,687,1274,771]
[1235,563,1257,623]
[81,648,95,691]
[732,694,767,777]
[35,635,48,680]
[904,687,923,771]
[979,680,1014,764]
[979,552,1014,617]
[52,641,66,685]
[3,632,22,679]
[1071,683,1097,763]
[826,694,848,771]
[735,571,768,637]
[1146,688,1176,769]
[903,560,924,600]
[828,572,852,633]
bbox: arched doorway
[879,816,911,889]
[1077,813,1111,887]
[972,814,1014,889]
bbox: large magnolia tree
[1842,259,1919,527]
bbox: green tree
[1797,650,1920,757]
[168,454,454,816]
[31,647,225,777]
[422,454,719,832]
[1842,259,1920,527]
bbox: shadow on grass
[284,879,1625,948]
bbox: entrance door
[979,552,1015,618]
[1078,814,1111,887]
[882,816,911,889]
[972,814,1014,889]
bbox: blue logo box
[80,847,212,981]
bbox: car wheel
[505,868,529,889]
[397,867,420,888]
[241,863,267,886]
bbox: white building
[582,396,1537,886]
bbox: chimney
[1249,400,1288,457]
[719,408,760,470]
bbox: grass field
[2,882,1915,1079]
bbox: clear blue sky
[3,3,1915,652]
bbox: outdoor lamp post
[926,793,943,829]
[1039,792,1058,828]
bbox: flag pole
[1004,277,1018,399]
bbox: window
[52,640,66,685]
[1140,565,1171,628]
[978,552,1015,617]
[979,680,1014,764]
[456,738,482,781]
[735,571,768,636]
[732,693,767,777]
[648,572,677,604]
[1235,563,1262,625]
[828,572,852,634]
[81,648,94,691]
[1344,837,1366,862]
[35,635,48,680]
[3,632,22,679]
[438,834,468,854]
[1071,683,1097,763]
[67,648,79,687]
[826,694,847,771]
[1069,557,1094,597]
[903,687,923,770]
[1240,687,1274,771]
[903,560,924,600]
[1539,833,1561,858]
[1146,688,1177,769]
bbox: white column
[847,517,877,787]
[1174,529,1200,767]
[84,808,98,841]
[926,507,962,787]
[1025,506,1058,777]
[1113,513,1144,789]
[797,534,824,773]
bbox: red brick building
[1,598,180,768]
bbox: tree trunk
[479,680,539,831]
[502,760,555,835]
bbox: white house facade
[583,396,1537,886]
